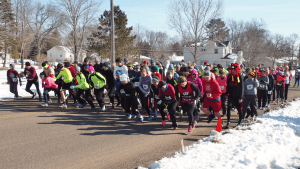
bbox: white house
[47,46,87,63]
[183,40,243,67]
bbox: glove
[42,83,45,88]
[188,100,194,105]
[157,100,162,105]
[151,98,154,103]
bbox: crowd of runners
[6,57,298,132]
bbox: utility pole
[110,0,115,65]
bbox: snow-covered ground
[0,64,45,100]
[139,100,300,169]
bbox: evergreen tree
[0,0,17,66]
[205,18,229,41]
[88,6,137,60]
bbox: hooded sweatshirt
[187,69,203,93]
[56,68,73,83]
[113,65,128,79]
[257,75,269,91]
[139,75,152,94]
[202,77,222,101]
[7,69,20,85]
[216,75,227,93]
[42,76,58,89]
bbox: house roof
[170,56,184,62]
[56,46,73,53]
[220,53,237,60]
[186,40,230,48]
[281,57,298,61]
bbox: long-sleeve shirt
[42,76,58,89]
[202,78,222,101]
[7,69,20,85]
[226,73,244,99]
[244,79,259,96]
[56,68,73,83]
[113,65,128,79]
[139,75,152,94]
[257,76,269,90]
[160,84,176,104]
[117,82,136,98]
[24,66,38,81]
[178,82,200,103]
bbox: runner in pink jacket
[187,69,203,121]
[40,72,58,107]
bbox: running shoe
[223,123,231,129]
[207,114,216,123]
[126,113,132,119]
[167,115,170,121]
[137,116,143,123]
[59,104,67,109]
[131,114,136,119]
[41,103,48,107]
[161,120,166,126]
[148,115,152,121]
[80,102,87,108]
[90,107,95,110]
[170,123,178,129]
[31,93,36,99]
[188,125,193,132]
[101,105,106,112]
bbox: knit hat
[75,66,81,72]
[42,61,48,67]
[203,71,211,77]
[230,63,240,73]
[64,62,70,67]
[88,66,94,72]
[181,67,188,72]
[190,69,198,76]
[10,63,15,69]
[95,57,100,62]
[168,64,174,70]
[103,62,109,67]
[124,58,128,63]
[158,81,166,88]
[25,62,31,66]
[204,61,208,65]
[116,70,122,75]
[57,63,63,70]
[151,59,155,64]
[143,60,148,64]
[135,65,140,69]
[116,58,121,63]
[151,66,157,72]
[84,58,89,62]
[120,74,128,82]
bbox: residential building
[183,40,243,67]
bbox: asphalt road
[0,84,299,169]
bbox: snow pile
[0,64,45,100]
[140,101,300,169]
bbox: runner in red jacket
[201,71,222,123]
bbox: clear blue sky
[37,0,300,38]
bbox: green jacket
[219,68,229,75]
[56,68,73,83]
[88,72,106,89]
[76,73,90,90]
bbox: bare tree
[55,0,102,61]
[168,0,223,63]
[28,2,63,63]
[12,0,33,68]
[287,33,299,68]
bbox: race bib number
[155,95,160,99]
[183,92,189,96]
[135,82,139,87]
[247,84,253,90]
[143,85,149,90]
[206,93,212,98]
[277,82,282,86]
[165,96,172,100]
[260,84,265,88]
[94,84,100,89]
[268,91,272,94]
[12,78,17,82]
[120,89,125,94]
[220,86,224,90]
